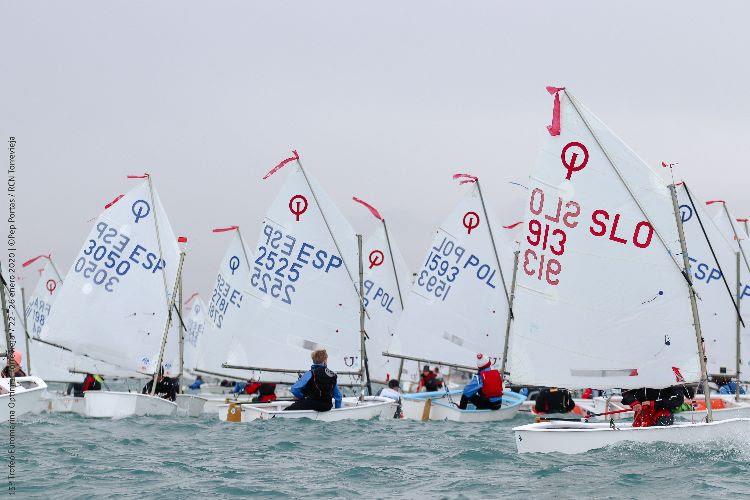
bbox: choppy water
[12,401,750,498]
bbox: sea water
[12,401,750,499]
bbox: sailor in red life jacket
[458,353,503,410]
[244,380,277,403]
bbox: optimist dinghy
[515,417,749,455]
[386,175,525,420]
[219,396,395,422]
[402,389,525,422]
[42,175,186,418]
[508,87,750,453]
[16,255,147,415]
[217,152,396,421]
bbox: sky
[1,1,749,297]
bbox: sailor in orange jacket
[458,353,503,411]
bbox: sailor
[284,349,342,412]
[245,380,278,403]
[1,351,25,378]
[621,387,684,427]
[534,387,576,414]
[378,379,402,402]
[378,379,403,418]
[141,367,178,402]
[432,367,444,391]
[458,353,503,410]
[69,373,103,397]
[417,365,439,392]
[188,375,204,390]
[715,376,745,395]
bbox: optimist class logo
[368,250,384,269]
[289,194,308,221]
[463,211,480,234]
[46,279,57,294]
[561,141,589,180]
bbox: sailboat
[585,183,750,422]
[352,196,413,384]
[0,263,47,423]
[217,151,395,422]
[16,254,146,415]
[387,176,526,422]
[510,87,750,454]
[42,175,185,418]
[189,227,270,414]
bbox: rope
[682,182,745,327]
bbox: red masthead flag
[546,86,565,136]
[22,254,50,268]
[352,196,383,221]
[127,173,149,179]
[262,150,300,180]
[212,226,239,233]
[177,236,188,243]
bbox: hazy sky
[2,1,749,296]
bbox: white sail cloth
[708,202,750,378]
[361,223,411,382]
[228,163,363,378]
[508,90,699,389]
[42,180,182,376]
[390,183,511,369]
[196,231,263,380]
[182,295,207,376]
[676,184,742,376]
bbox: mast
[500,250,520,376]
[476,180,512,316]
[0,264,15,389]
[737,251,742,401]
[357,234,372,397]
[21,286,29,375]
[669,184,712,422]
[150,251,185,396]
[723,204,750,275]
[178,265,184,393]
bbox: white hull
[176,394,207,417]
[584,395,750,422]
[218,396,397,422]
[401,390,526,422]
[44,393,87,415]
[84,391,177,418]
[0,377,47,423]
[514,417,750,454]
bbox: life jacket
[302,366,337,403]
[82,375,101,392]
[534,388,575,414]
[478,370,503,399]
[421,372,438,391]
[257,383,277,402]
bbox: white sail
[182,295,207,375]
[196,230,259,380]
[707,202,750,378]
[230,162,362,378]
[20,258,144,381]
[390,183,511,369]
[42,179,182,375]
[676,184,742,376]
[508,90,699,389]
[361,223,411,382]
